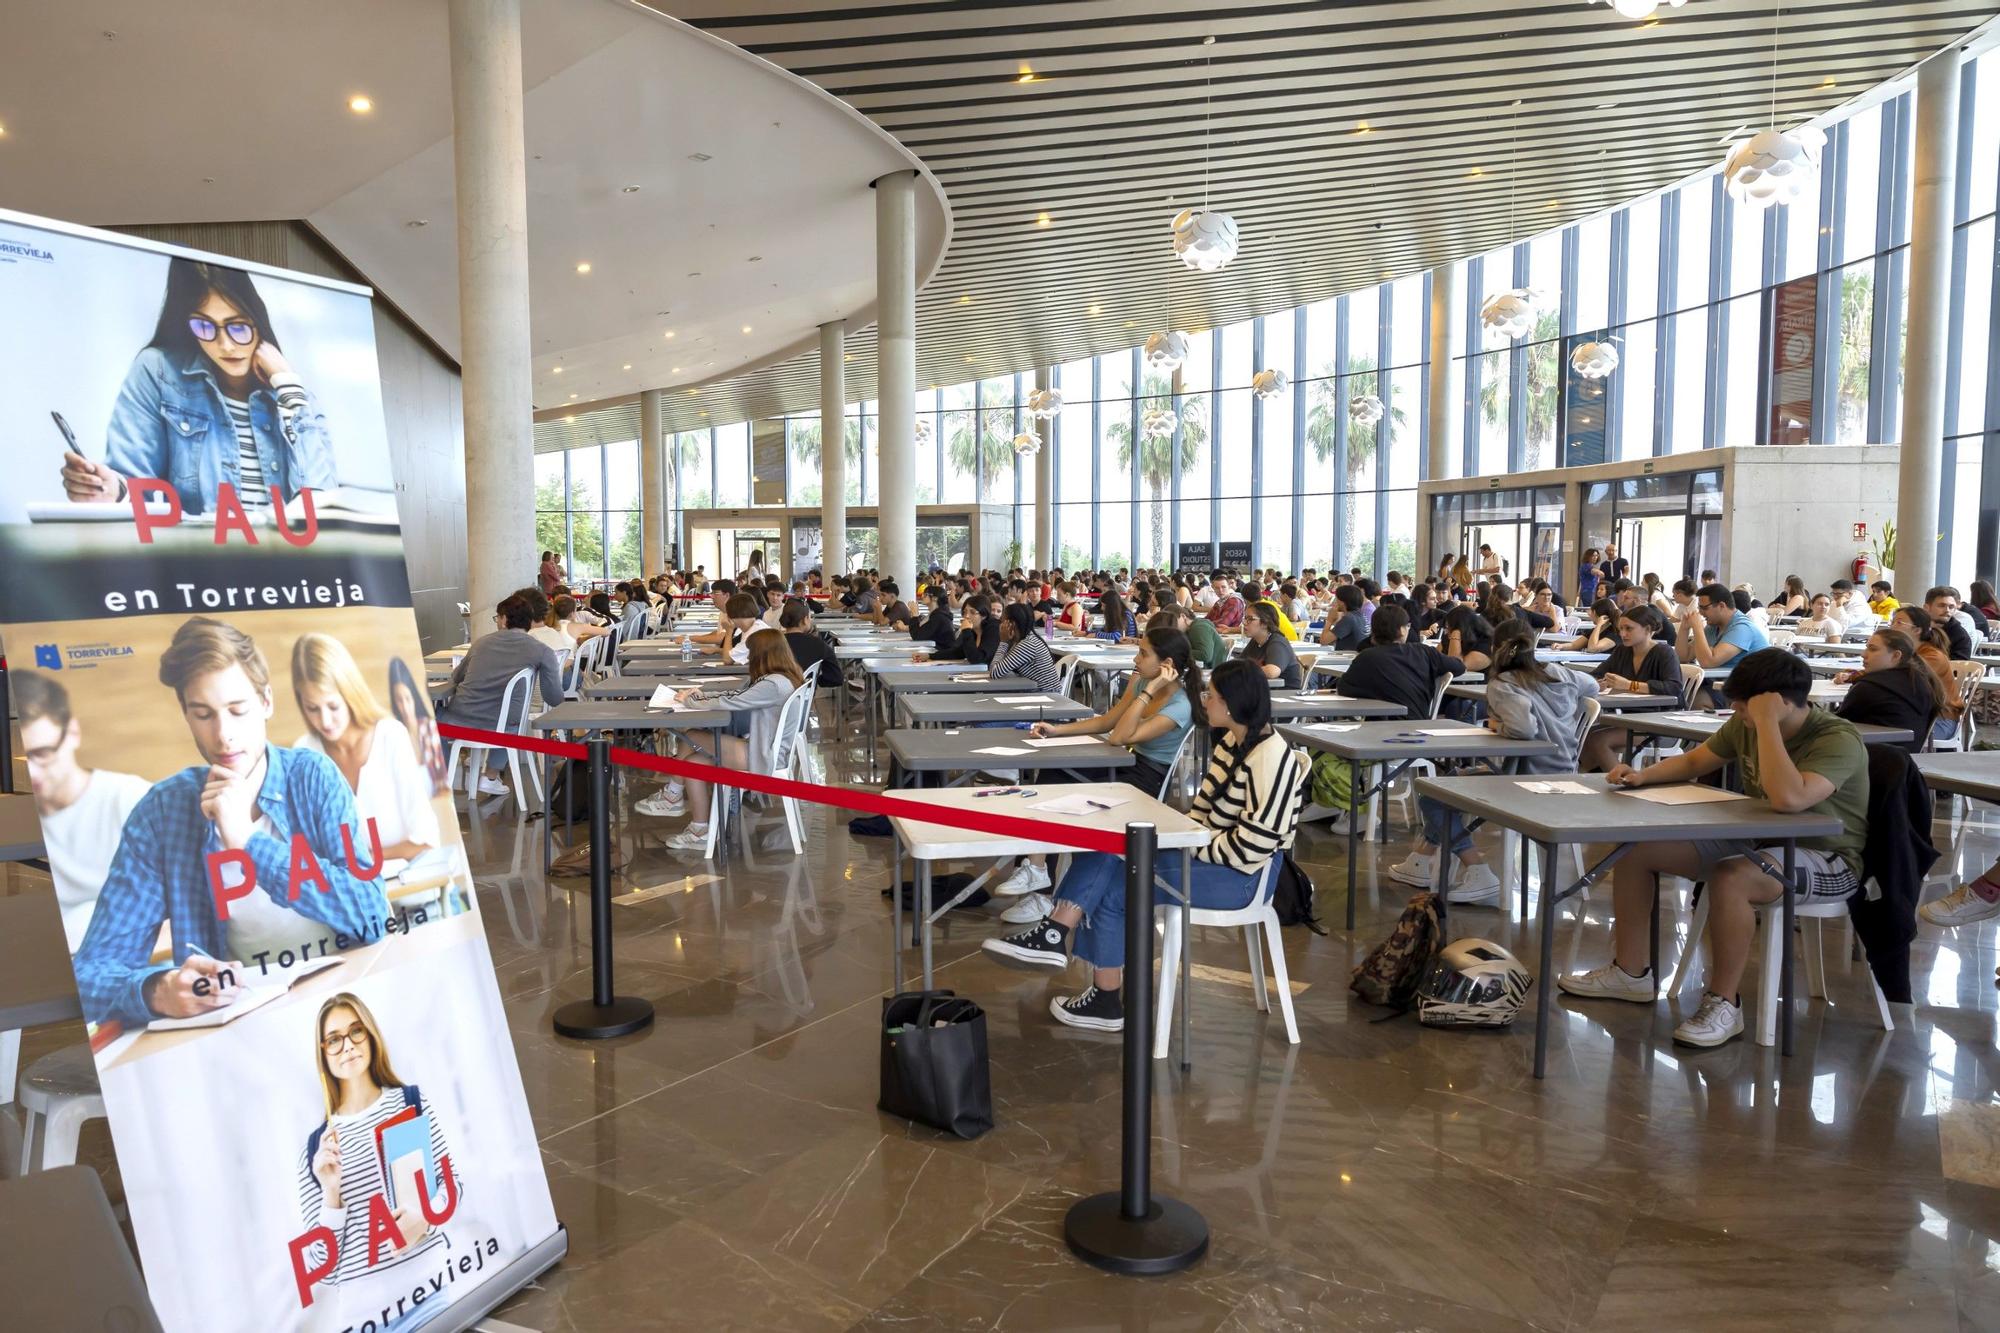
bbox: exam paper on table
[951,673,987,683]
[1301,722,1359,733]
[1023,736,1101,748]
[1030,793,1131,816]
[1415,727,1471,735]
[971,746,1033,756]
[1518,780,1595,795]
[992,694,1053,703]
[1618,784,1748,805]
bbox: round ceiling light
[1571,339,1621,380]
[1723,126,1827,210]
[1251,369,1289,401]
[1141,406,1178,440]
[1349,394,1385,426]
[1480,289,1541,341]
[1170,208,1240,273]
[1011,430,1043,456]
[1026,387,1064,419]
[1143,331,1190,371]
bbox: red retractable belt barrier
[436,722,1130,854]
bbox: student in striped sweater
[983,659,1308,1031]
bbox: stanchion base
[1063,1192,1209,1275]
[553,995,655,1040]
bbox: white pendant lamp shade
[1570,339,1620,380]
[1600,0,1686,19]
[1723,126,1827,210]
[1480,289,1540,341]
[1251,368,1289,401]
[1141,406,1177,440]
[1170,207,1240,273]
[1348,393,1385,426]
[1143,330,1191,371]
[1011,430,1042,456]
[1026,387,1064,419]
[913,414,932,446]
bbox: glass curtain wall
[537,51,2000,584]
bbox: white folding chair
[725,680,817,856]
[1501,696,1601,919]
[1152,858,1299,1061]
[1055,654,1083,700]
[444,667,539,811]
[1668,885,1894,1045]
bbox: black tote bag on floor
[878,990,994,1140]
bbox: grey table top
[1,794,47,862]
[876,668,1022,694]
[885,728,1136,772]
[618,657,748,676]
[0,893,81,1030]
[1266,692,1406,721]
[1413,771,1844,845]
[1278,718,1564,762]
[529,698,733,731]
[582,676,738,699]
[899,694,1093,727]
[1913,751,2000,802]
[1615,709,1911,747]
[0,1166,161,1333]
[1444,682,1682,713]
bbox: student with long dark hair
[913,593,1000,666]
[1831,627,1942,754]
[984,660,1306,1032]
[1441,605,1496,674]
[1579,606,1683,771]
[63,257,334,514]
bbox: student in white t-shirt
[289,634,442,864]
[17,671,152,950]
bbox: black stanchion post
[1063,822,1209,1275]
[553,736,655,1039]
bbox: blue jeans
[1420,795,1475,856]
[1056,852,1259,971]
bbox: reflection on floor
[18,726,2000,1329]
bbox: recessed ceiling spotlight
[1124,320,1137,328]
[568,392,578,399]
[964,355,977,364]
[1354,120,1373,134]
[959,295,973,305]
[622,363,633,370]
[0,123,8,137]
[687,388,698,395]
[564,415,575,422]
[1467,167,1485,178]
[405,218,428,227]
[1597,102,1620,110]
[622,185,641,193]
[552,366,564,374]
[575,261,592,274]
[1035,212,1052,227]
[348,95,374,114]
[672,365,682,372]
[844,353,854,361]
[664,330,676,339]
[1088,304,1102,315]
[688,151,712,162]
[741,324,753,333]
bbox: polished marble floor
[18,721,2000,1330]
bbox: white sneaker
[1556,961,1658,1003]
[664,826,711,853]
[1919,882,2000,928]
[1673,991,1745,1047]
[994,862,1052,898]
[1001,892,1055,924]
[1445,862,1502,906]
[477,773,511,796]
[634,789,687,818]
[1387,850,1437,888]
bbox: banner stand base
[1064,1193,1208,1275]
[428,1224,569,1332]
[553,996,654,1040]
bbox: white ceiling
[0,0,948,413]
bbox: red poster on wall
[1769,275,1817,446]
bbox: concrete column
[1895,49,1960,596]
[818,321,847,577]
[1426,261,1463,486]
[448,0,534,636]
[639,388,666,576]
[1033,365,1054,570]
[874,171,918,591]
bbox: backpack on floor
[1308,753,1371,813]
[1271,852,1326,935]
[1350,892,1441,1011]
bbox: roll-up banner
[0,207,562,1333]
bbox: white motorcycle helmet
[1417,938,1532,1028]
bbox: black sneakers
[1050,985,1124,1031]
[982,919,1070,969]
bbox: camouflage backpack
[1350,892,1442,1011]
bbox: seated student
[1559,649,1869,1048]
[552,594,611,647]
[1049,582,1091,635]
[1827,578,1873,631]
[779,599,842,687]
[914,593,1001,666]
[439,595,566,794]
[1409,582,1449,637]
[1869,580,1900,617]
[1336,605,1464,718]
[851,574,883,618]
[1205,576,1246,630]
[680,579,738,654]
[991,628,1205,922]
[640,632,806,847]
[1579,606,1684,771]
[875,581,915,630]
[1281,581,1311,627]
[1158,601,1228,669]
[1318,585,1370,652]
[1441,605,1496,674]
[1970,579,2000,625]
[988,604,1061,692]
[1832,627,1940,755]
[759,584,788,631]
[514,586,568,656]
[1678,582,1768,672]
[1563,598,1621,652]
[1094,589,1138,642]
[1733,586,1769,630]
[1518,582,1560,632]
[707,592,777,665]
[1241,602,1304,690]
[908,585,958,655]
[1923,586,1976,660]
[982,659,1306,1032]
[1796,593,1843,641]
[1774,575,1809,617]
[1390,621,1599,905]
[1883,606,1965,742]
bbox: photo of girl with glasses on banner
[59,255,335,514]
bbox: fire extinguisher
[1853,554,1871,584]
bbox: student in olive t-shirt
[1557,649,1867,1051]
